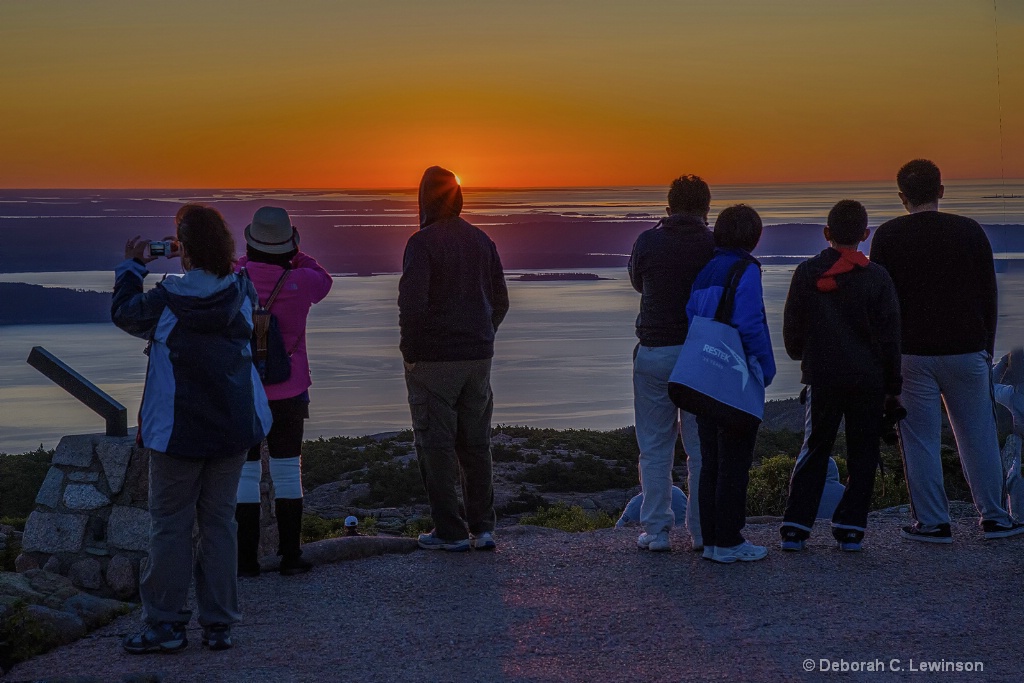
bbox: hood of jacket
[660,213,709,234]
[418,166,464,228]
[158,270,248,333]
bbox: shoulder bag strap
[262,267,292,309]
[714,259,753,325]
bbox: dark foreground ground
[8,509,1021,683]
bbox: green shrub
[0,517,26,531]
[353,460,426,507]
[520,503,615,532]
[0,599,53,669]
[300,436,392,490]
[747,454,796,516]
[497,488,548,516]
[491,443,524,463]
[516,453,633,492]
[494,426,638,466]
[0,448,52,518]
[1,534,21,572]
[301,514,346,543]
[402,516,434,538]
[301,514,378,543]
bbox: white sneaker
[712,541,768,563]
[637,531,671,552]
[701,546,716,560]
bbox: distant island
[0,283,109,326]
[509,272,609,282]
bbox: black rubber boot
[276,497,312,576]
[235,502,262,577]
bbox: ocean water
[2,181,1023,452]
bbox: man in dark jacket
[627,175,715,552]
[779,199,902,552]
[399,166,510,551]
[870,159,1023,542]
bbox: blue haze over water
[2,180,1024,452]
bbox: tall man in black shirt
[870,159,1023,542]
[628,175,715,552]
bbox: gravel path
[9,512,1022,682]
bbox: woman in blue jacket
[686,204,776,564]
[112,204,272,654]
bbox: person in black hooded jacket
[779,200,902,552]
[398,166,509,551]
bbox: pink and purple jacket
[236,252,333,401]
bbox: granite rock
[53,434,97,467]
[61,592,129,629]
[68,471,100,483]
[35,467,65,509]
[14,553,39,573]
[96,437,135,495]
[68,558,104,590]
[107,506,150,551]
[25,603,87,645]
[42,555,61,573]
[63,485,111,511]
[21,512,88,553]
[105,555,136,600]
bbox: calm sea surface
[2,181,1023,452]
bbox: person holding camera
[112,204,272,653]
[234,206,333,576]
[779,200,902,552]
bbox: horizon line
[0,177,1022,193]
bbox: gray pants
[140,449,246,626]
[899,352,1012,528]
[405,359,496,541]
[633,344,702,543]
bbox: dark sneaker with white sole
[202,624,233,651]
[471,532,497,550]
[122,622,188,654]
[779,527,808,551]
[833,529,864,552]
[900,523,952,544]
[982,520,1024,540]
[418,531,471,551]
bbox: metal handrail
[26,346,128,437]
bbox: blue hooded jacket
[686,248,777,387]
[112,259,272,458]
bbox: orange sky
[1,1,1021,188]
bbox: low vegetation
[0,419,986,535]
[521,503,615,532]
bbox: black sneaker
[779,527,808,551]
[833,529,864,552]
[900,523,952,544]
[279,554,313,576]
[982,520,1024,540]
[122,622,188,654]
[201,624,233,651]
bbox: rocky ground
[8,502,1022,683]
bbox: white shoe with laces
[712,541,768,563]
[637,531,671,552]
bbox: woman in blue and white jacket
[112,204,271,654]
[686,204,776,564]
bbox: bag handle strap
[241,266,291,309]
[264,268,291,309]
[714,259,753,325]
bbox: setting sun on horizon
[1,1,1022,188]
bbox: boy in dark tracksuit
[779,200,902,551]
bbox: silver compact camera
[147,240,177,258]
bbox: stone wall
[15,433,278,600]
[17,435,146,600]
